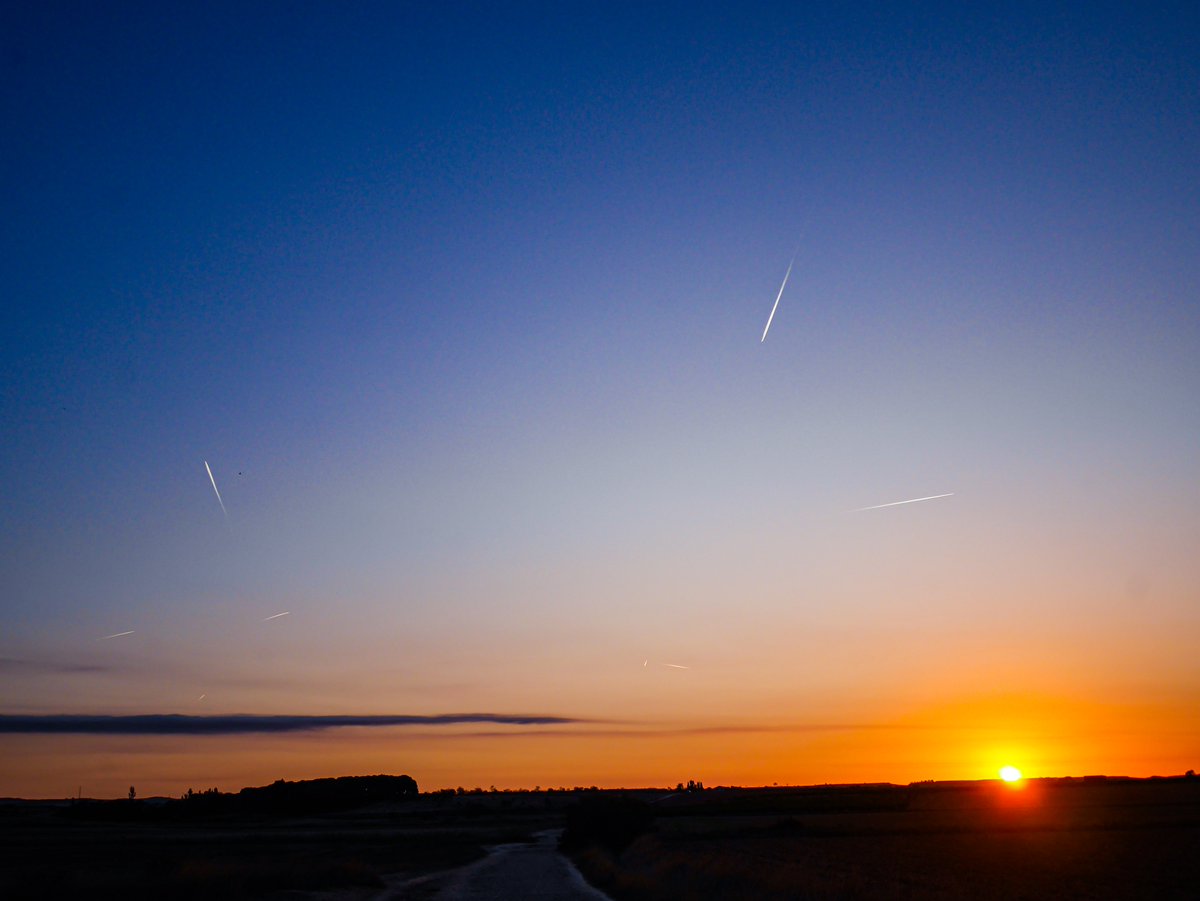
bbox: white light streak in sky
[853,493,954,512]
[760,253,796,342]
[204,460,227,517]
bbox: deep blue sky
[2,2,1198,794]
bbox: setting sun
[999,766,1023,783]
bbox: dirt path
[387,829,612,901]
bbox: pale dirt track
[382,829,612,901]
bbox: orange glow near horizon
[2,687,1198,800]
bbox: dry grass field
[0,792,559,900]
[568,778,1200,900]
[2,777,1196,899]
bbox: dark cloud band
[0,713,579,735]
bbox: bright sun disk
[999,766,1022,782]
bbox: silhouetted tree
[128,785,136,801]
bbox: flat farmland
[0,793,560,900]
[3,778,1197,899]
[569,778,1200,900]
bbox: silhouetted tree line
[65,774,417,821]
[428,784,606,797]
[210,774,418,815]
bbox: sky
[2,1,1198,798]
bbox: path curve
[426,829,613,901]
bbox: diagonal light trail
[760,252,796,342]
[204,460,227,517]
[853,493,954,512]
[263,611,290,621]
[99,630,135,640]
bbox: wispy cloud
[380,723,932,741]
[0,713,582,735]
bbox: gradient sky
[2,2,1198,798]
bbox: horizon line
[5,771,1187,803]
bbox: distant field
[4,778,1197,899]
[567,778,1200,900]
[0,792,560,900]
